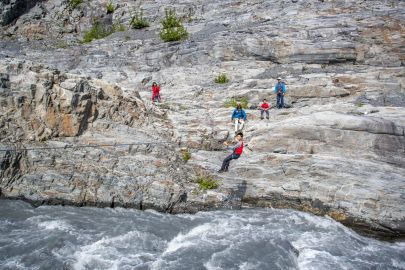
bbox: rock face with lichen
[0,0,404,239]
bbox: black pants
[261,109,269,119]
[220,153,240,171]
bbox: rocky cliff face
[0,0,404,239]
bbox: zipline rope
[0,142,175,153]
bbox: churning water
[0,200,404,270]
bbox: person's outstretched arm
[228,141,242,151]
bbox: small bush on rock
[224,97,249,109]
[160,9,188,42]
[182,150,191,162]
[112,23,126,32]
[69,0,83,9]
[130,10,150,29]
[214,73,229,84]
[195,173,219,190]
[82,22,111,43]
[82,21,126,43]
[161,9,182,29]
[106,2,115,14]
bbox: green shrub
[182,150,191,162]
[69,0,82,9]
[195,173,220,190]
[224,97,249,109]
[160,9,188,42]
[106,2,115,14]
[161,9,182,29]
[112,23,126,32]
[356,102,364,107]
[160,27,188,42]
[82,22,111,43]
[214,73,229,84]
[82,21,125,43]
[130,10,150,29]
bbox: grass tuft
[195,173,220,190]
[224,97,249,109]
[182,150,191,162]
[130,10,150,29]
[112,23,126,32]
[214,73,229,84]
[106,2,115,14]
[82,21,125,43]
[82,22,111,43]
[69,0,82,9]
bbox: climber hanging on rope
[151,82,161,105]
[218,132,245,173]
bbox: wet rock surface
[0,0,404,239]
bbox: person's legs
[276,94,281,108]
[220,153,240,172]
[280,95,284,108]
[239,119,245,130]
[260,109,264,119]
[220,154,234,172]
[234,119,239,132]
[265,110,269,119]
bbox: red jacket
[234,141,244,155]
[261,102,269,109]
[152,85,160,95]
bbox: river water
[0,200,404,270]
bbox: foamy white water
[0,200,404,270]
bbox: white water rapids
[0,200,404,270]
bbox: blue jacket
[274,82,286,94]
[232,109,246,120]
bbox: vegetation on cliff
[160,9,188,42]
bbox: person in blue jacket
[231,103,247,133]
[274,77,286,109]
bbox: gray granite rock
[0,0,404,239]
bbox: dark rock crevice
[0,0,44,26]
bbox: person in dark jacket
[218,132,245,173]
[231,103,247,133]
[274,77,286,109]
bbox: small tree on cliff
[159,9,188,42]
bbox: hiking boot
[218,169,225,173]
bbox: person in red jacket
[218,132,245,173]
[151,82,161,104]
[260,98,270,120]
